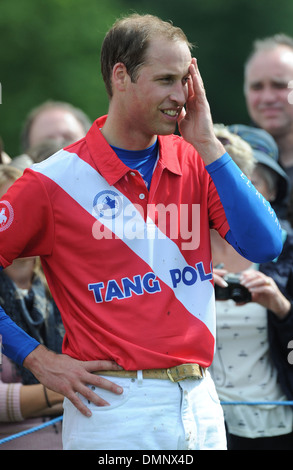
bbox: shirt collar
[85,115,182,185]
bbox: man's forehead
[249,46,293,70]
[279,48,293,67]
[246,47,293,84]
[145,38,192,70]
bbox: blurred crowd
[0,100,92,450]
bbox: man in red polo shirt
[0,14,282,449]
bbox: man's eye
[160,77,173,83]
[250,83,263,91]
[273,82,288,89]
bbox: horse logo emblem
[93,190,122,220]
[0,201,14,231]
[0,208,7,225]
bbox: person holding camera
[210,124,293,450]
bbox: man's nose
[259,86,279,103]
[169,82,188,105]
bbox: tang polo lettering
[0,116,229,370]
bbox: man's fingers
[89,374,124,395]
[81,360,124,394]
[67,389,109,417]
[66,374,124,417]
[190,58,205,93]
[68,392,94,417]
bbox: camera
[215,273,251,303]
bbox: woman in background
[0,164,64,450]
[211,125,293,450]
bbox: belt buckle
[166,367,177,382]
[166,364,203,382]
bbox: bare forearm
[241,271,292,319]
[265,293,291,320]
[20,383,63,418]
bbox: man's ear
[112,63,129,92]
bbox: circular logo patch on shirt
[93,190,122,220]
[0,200,14,231]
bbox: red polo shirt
[0,116,229,369]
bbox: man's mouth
[161,109,180,117]
[259,105,282,114]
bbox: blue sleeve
[206,153,283,263]
[0,306,39,365]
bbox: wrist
[194,138,226,165]
[23,344,46,371]
[273,297,291,320]
[44,386,63,407]
[23,344,55,379]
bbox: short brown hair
[101,13,193,97]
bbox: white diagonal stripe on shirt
[32,149,215,334]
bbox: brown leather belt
[94,363,205,382]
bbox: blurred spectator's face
[29,108,86,148]
[250,168,276,202]
[244,46,293,138]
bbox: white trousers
[62,371,226,450]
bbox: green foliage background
[1,0,293,156]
